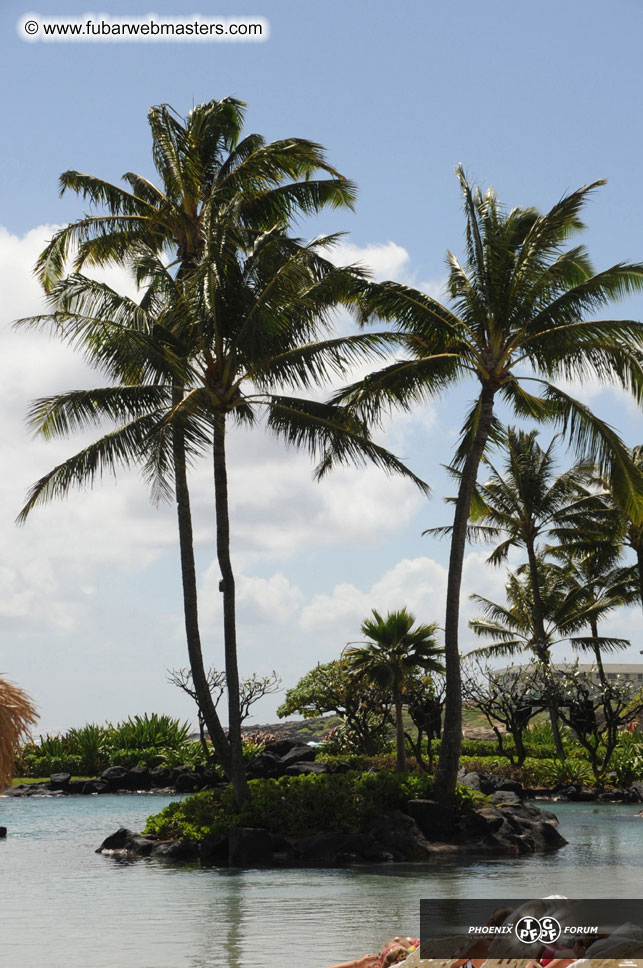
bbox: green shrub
[241,738,267,763]
[539,757,594,787]
[159,741,207,769]
[67,724,111,774]
[458,754,596,787]
[108,713,192,751]
[18,752,84,776]
[15,714,198,777]
[607,733,643,786]
[317,752,400,772]
[109,747,166,769]
[143,771,478,842]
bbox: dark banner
[420,898,643,962]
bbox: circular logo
[515,915,561,945]
[516,917,542,944]
[539,917,562,945]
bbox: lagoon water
[1,794,642,968]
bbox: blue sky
[1,0,642,732]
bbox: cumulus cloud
[298,550,510,650]
[331,240,412,281]
[199,564,303,626]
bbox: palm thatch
[0,677,38,790]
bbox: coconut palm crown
[37,98,357,288]
[335,169,643,800]
[469,559,631,665]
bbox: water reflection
[188,870,245,968]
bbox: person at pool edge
[328,936,419,967]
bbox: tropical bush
[17,752,85,777]
[66,724,111,774]
[144,771,479,842]
[16,714,195,777]
[608,732,643,786]
[459,755,596,787]
[107,714,192,751]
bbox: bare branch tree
[461,658,546,765]
[552,664,643,785]
[168,667,282,762]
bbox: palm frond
[264,396,429,493]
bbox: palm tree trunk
[637,546,643,621]
[591,617,606,683]
[212,411,250,808]
[524,541,565,757]
[172,392,232,776]
[394,689,406,773]
[434,385,496,803]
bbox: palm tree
[335,170,643,800]
[0,678,38,791]
[343,608,443,772]
[469,558,630,670]
[549,545,638,682]
[17,239,426,806]
[438,427,610,751]
[27,99,359,806]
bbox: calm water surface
[1,794,642,968]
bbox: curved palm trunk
[434,386,495,803]
[212,411,250,808]
[172,392,232,776]
[394,688,406,773]
[524,541,564,757]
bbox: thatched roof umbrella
[0,677,38,790]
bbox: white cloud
[200,564,303,626]
[298,550,511,649]
[331,240,412,281]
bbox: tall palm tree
[335,170,643,800]
[17,239,426,806]
[0,678,38,791]
[28,98,360,806]
[436,427,610,751]
[343,608,443,772]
